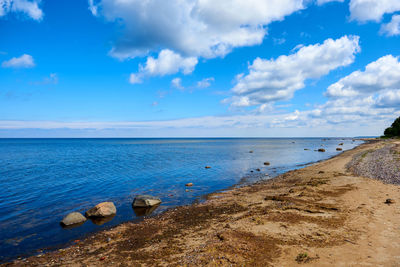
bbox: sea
[0,138,363,262]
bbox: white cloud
[1,54,35,68]
[376,90,400,107]
[316,0,344,6]
[380,14,400,36]
[326,55,400,97]
[129,73,142,84]
[273,38,286,45]
[349,0,400,22]
[29,73,58,85]
[129,49,198,84]
[171,77,184,90]
[227,35,360,107]
[92,0,306,60]
[88,0,98,16]
[1,107,396,137]
[0,0,43,20]
[309,55,400,130]
[196,77,214,88]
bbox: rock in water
[336,147,343,151]
[85,202,116,218]
[185,183,194,187]
[60,212,86,226]
[132,195,162,208]
[339,143,344,146]
[264,162,270,166]
[318,148,326,152]
[205,166,211,169]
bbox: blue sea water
[0,138,363,262]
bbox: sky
[1,0,400,137]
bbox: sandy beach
[4,139,400,266]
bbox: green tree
[384,117,400,137]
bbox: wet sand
[4,139,400,266]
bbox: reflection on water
[133,205,160,217]
[90,215,116,226]
[60,221,86,230]
[0,138,363,262]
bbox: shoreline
[4,138,400,266]
[0,139,359,263]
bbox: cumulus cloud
[227,35,360,107]
[90,0,306,60]
[0,0,43,20]
[380,14,400,36]
[129,50,198,84]
[376,90,400,107]
[2,54,35,68]
[326,55,400,97]
[316,0,344,6]
[310,55,400,130]
[349,0,400,22]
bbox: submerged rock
[249,150,254,153]
[318,148,326,152]
[132,195,162,208]
[60,212,86,227]
[85,202,116,218]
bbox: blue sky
[1,0,400,137]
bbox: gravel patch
[347,143,400,185]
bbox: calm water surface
[0,138,363,261]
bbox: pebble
[385,199,395,204]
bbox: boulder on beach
[264,162,270,166]
[318,148,326,152]
[336,148,343,151]
[60,212,86,227]
[85,202,116,218]
[132,195,162,208]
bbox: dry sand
[4,139,400,266]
